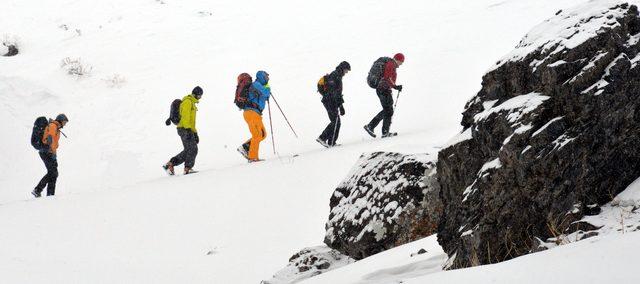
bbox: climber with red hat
[364,53,404,138]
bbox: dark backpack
[317,74,329,96]
[31,116,49,151]
[367,57,392,88]
[166,99,182,126]
[234,73,253,109]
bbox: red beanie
[394,53,405,62]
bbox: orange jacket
[42,121,62,154]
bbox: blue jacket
[246,71,271,115]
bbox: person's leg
[331,114,342,145]
[35,152,50,194]
[245,110,266,160]
[379,88,395,135]
[46,157,58,196]
[170,128,189,166]
[368,88,389,130]
[184,131,198,169]
[320,101,338,141]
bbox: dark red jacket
[380,60,398,89]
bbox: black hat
[55,113,69,123]
[337,61,351,71]
[192,86,203,96]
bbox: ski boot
[163,162,175,176]
[316,137,330,148]
[363,125,376,138]
[184,167,199,175]
[382,132,398,138]
[237,144,250,160]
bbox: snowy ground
[303,231,640,284]
[0,0,631,283]
[306,179,640,284]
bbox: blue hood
[256,71,269,85]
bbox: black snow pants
[170,128,198,169]
[319,100,341,146]
[367,87,394,135]
[35,151,58,196]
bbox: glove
[51,153,57,160]
[394,85,403,92]
[165,118,171,126]
[339,105,345,116]
[195,132,200,144]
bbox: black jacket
[322,69,345,107]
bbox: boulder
[261,246,354,284]
[324,152,441,259]
[437,1,640,269]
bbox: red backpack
[234,73,253,109]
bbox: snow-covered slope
[305,179,640,284]
[0,133,445,283]
[0,0,622,283]
[0,0,586,202]
[304,230,640,284]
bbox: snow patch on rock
[491,0,629,71]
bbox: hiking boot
[248,158,264,163]
[382,132,398,138]
[163,162,175,176]
[184,168,199,175]
[316,137,330,148]
[237,145,249,160]
[31,189,41,198]
[363,125,376,138]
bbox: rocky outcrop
[2,43,18,57]
[437,1,640,269]
[324,152,442,260]
[261,246,354,284]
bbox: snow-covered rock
[324,152,441,260]
[1,40,18,57]
[261,246,354,284]
[438,1,640,269]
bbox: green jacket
[178,94,199,132]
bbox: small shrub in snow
[102,74,127,88]
[58,24,82,36]
[2,35,19,56]
[60,57,92,77]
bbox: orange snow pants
[243,110,266,160]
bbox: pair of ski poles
[267,94,298,155]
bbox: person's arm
[256,83,272,101]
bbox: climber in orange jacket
[32,114,68,197]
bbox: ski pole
[270,94,299,138]
[268,101,276,155]
[60,130,68,138]
[394,89,402,109]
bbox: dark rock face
[261,246,354,284]
[324,152,442,260]
[437,2,640,269]
[438,2,640,268]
